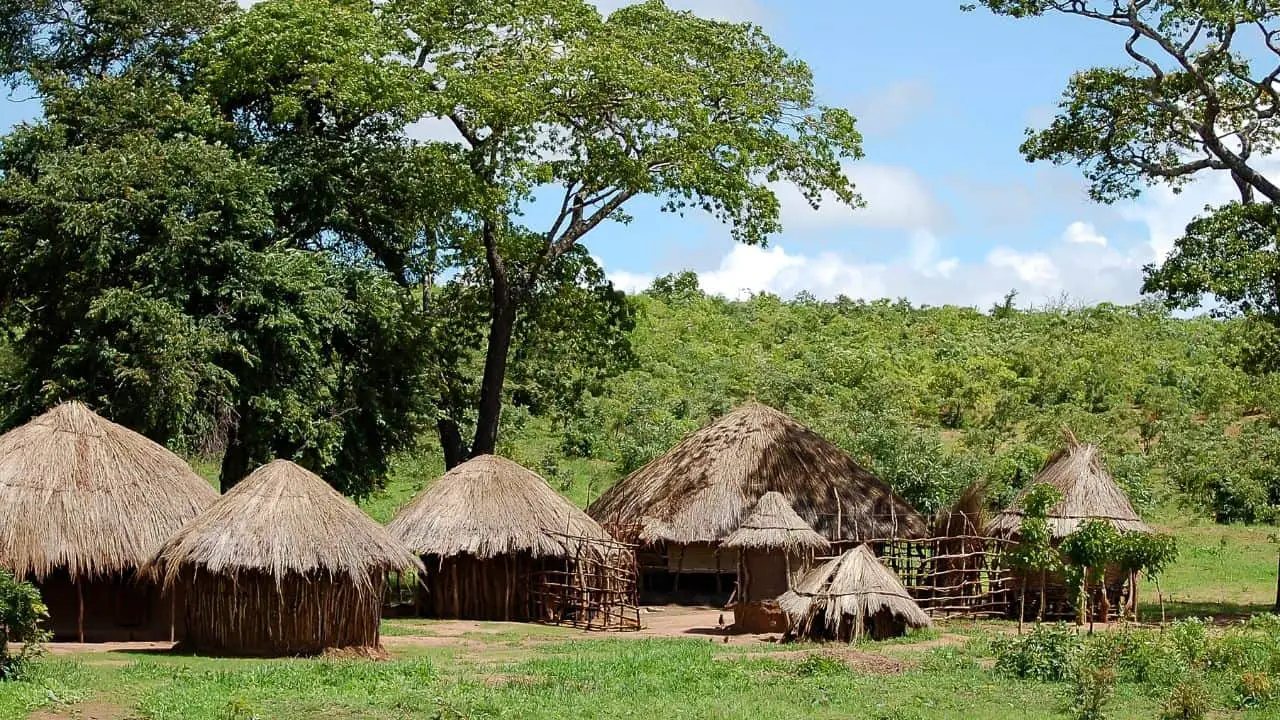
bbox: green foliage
[1009,483,1063,577]
[1115,532,1180,582]
[0,570,48,680]
[993,623,1083,682]
[973,2,1280,206]
[1067,664,1116,720]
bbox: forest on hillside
[480,274,1280,525]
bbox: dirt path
[27,700,130,720]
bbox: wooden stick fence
[529,529,641,631]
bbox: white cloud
[405,116,466,144]
[775,162,949,234]
[1120,156,1280,261]
[604,221,1153,308]
[1062,221,1108,247]
[606,268,656,294]
[593,0,768,23]
[848,80,934,137]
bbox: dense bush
[0,570,48,680]
[993,623,1083,682]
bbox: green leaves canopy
[974,1,1280,204]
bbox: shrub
[1160,676,1212,720]
[993,623,1082,682]
[1067,665,1117,720]
[0,569,49,680]
[1232,671,1274,710]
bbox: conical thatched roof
[387,455,614,560]
[0,401,219,580]
[587,403,926,544]
[987,443,1153,539]
[147,460,421,594]
[723,492,829,552]
[779,544,931,638]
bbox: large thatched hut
[587,403,926,603]
[0,402,218,641]
[723,492,828,632]
[780,544,931,642]
[987,441,1153,620]
[147,460,422,657]
[388,455,636,628]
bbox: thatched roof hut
[987,442,1153,540]
[588,403,927,545]
[388,455,636,627]
[0,401,218,641]
[724,492,828,632]
[780,544,931,642]
[724,492,829,553]
[148,460,422,656]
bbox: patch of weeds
[792,654,848,677]
[917,646,978,673]
[1159,675,1212,720]
[1231,671,1275,710]
[992,623,1082,681]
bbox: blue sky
[0,1,1255,309]
[585,0,1261,309]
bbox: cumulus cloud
[848,80,934,137]
[1062,221,1108,247]
[606,221,1152,309]
[775,162,950,234]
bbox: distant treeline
[500,275,1278,524]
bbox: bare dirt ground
[31,605,970,671]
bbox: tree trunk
[219,408,252,492]
[470,297,518,458]
[437,417,467,470]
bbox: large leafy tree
[389,0,864,464]
[0,75,431,494]
[973,1,1280,204]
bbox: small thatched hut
[388,455,636,627]
[0,402,218,641]
[987,441,1153,620]
[723,492,828,632]
[587,403,926,603]
[147,460,422,657]
[780,544,931,642]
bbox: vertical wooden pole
[451,561,460,618]
[77,580,85,643]
[170,592,176,644]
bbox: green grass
[1146,509,1276,620]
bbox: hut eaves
[723,491,829,552]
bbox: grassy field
[3,514,1276,720]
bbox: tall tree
[391,0,864,464]
[0,74,431,495]
[973,1,1280,204]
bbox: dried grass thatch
[780,544,932,641]
[987,442,1153,539]
[0,401,218,580]
[387,454,614,560]
[723,492,829,552]
[147,460,422,656]
[587,403,926,544]
[148,459,422,593]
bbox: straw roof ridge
[147,460,422,593]
[0,401,220,579]
[987,442,1153,539]
[587,402,927,543]
[723,491,829,551]
[778,544,932,632]
[387,454,614,560]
